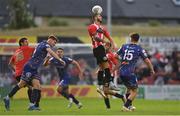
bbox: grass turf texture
[0,98,180,115]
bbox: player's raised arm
[46,48,66,66]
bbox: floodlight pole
[107,0,112,35]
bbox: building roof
[1,0,180,19]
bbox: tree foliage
[8,0,35,29]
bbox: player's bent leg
[97,86,107,98]
[27,86,33,104]
[96,70,107,98]
[123,87,137,111]
[103,94,110,109]
[3,80,27,111]
[28,79,41,111]
[35,87,41,108]
[109,81,120,91]
[57,85,69,100]
[104,89,126,104]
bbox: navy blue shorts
[58,76,70,86]
[21,64,40,85]
[120,74,138,89]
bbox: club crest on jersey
[26,72,32,78]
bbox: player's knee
[33,84,41,90]
[103,87,109,94]
[18,80,26,88]
[60,89,67,96]
[57,86,63,93]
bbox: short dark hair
[19,38,27,46]
[130,33,140,42]
[48,35,58,42]
[57,47,64,51]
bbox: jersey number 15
[123,50,134,61]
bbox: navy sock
[126,93,131,105]
[27,89,33,103]
[114,93,124,99]
[8,85,20,98]
[69,94,79,105]
[97,71,104,85]
[31,89,39,104]
[124,99,132,108]
[126,93,130,99]
[35,90,41,107]
[104,98,110,109]
[104,68,111,84]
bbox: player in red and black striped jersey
[88,13,116,93]
[88,12,125,109]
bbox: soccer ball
[92,5,103,14]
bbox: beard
[97,18,102,23]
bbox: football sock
[124,99,132,108]
[97,71,104,85]
[69,94,79,105]
[31,89,39,104]
[126,93,130,99]
[27,88,33,103]
[35,90,41,107]
[126,93,132,105]
[104,68,111,84]
[104,98,110,109]
[114,93,124,99]
[8,85,20,98]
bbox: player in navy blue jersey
[3,35,65,111]
[113,33,155,111]
[44,48,83,109]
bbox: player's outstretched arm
[46,48,66,66]
[43,56,51,66]
[72,60,83,80]
[144,58,155,75]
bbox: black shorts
[93,45,107,64]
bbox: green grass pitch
[0,98,180,115]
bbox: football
[92,5,103,14]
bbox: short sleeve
[10,55,15,63]
[45,43,50,49]
[88,25,97,36]
[66,57,73,64]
